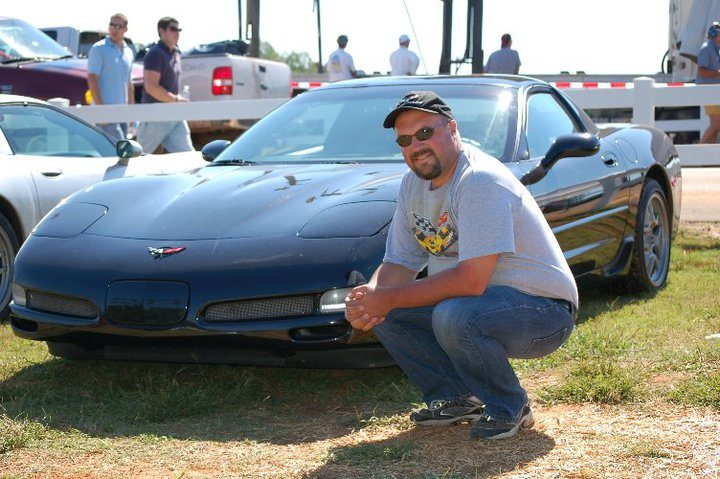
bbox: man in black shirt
[136,16,193,153]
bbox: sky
[5,0,671,76]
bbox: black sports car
[10,76,682,368]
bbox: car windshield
[0,18,71,61]
[216,83,518,164]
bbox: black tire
[623,178,672,293]
[0,212,20,320]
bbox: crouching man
[345,91,578,440]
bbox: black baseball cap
[383,91,454,128]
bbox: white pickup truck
[176,40,292,142]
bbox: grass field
[1,223,718,479]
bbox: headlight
[298,201,396,238]
[11,283,26,307]
[319,287,353,314]
[33,202,107,238]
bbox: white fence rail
[56,77,720,166]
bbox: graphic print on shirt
[412,211,457,256]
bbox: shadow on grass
[0,357,419,445]
[306,425,556,478]
[574,287,654,326]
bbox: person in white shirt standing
[389,34,420,76]
[326,34,357,82]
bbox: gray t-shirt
[696,41,720,84]
[384,147,578,307]
[485,48,521,74]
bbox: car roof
[0,94,48,105]
[317,74,546,91]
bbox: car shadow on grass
[0,357,421,445]
[306,423,556,478]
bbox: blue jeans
[136,121,194,153]
[97,123,126,143]
[373,285,575,422]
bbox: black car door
[523,89,631,278]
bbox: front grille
[27,291,98,319]
[204,295,316,323]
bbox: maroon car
[0,17,142,105]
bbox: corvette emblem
[148,246,186,259]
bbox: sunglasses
[108,23,126,29]
[168,26,182,32]
[395,122,446,147]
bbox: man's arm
[87,73,103,105]
[143,70,184,103]
[698,66,720,78]
[127,81,135,104]
[345,254,498,331]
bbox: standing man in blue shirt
[87,13,134,142]
[697,22,720,144]
[136,17,193,153]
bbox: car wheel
[624,178,671,293]
[0,213,20,320]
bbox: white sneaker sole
[413,413,483,426]
[485,409,535,440]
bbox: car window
[219,84,518,164]
[526,92,578,158]
[0,104,116,157]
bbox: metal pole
[439,0,452,74]
[471,0,483,73]
[237,0,242,40]
[315,0,324,73]
[247,0,260,57]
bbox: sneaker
[410,395,484,426]
[470,404,535,440]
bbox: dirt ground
[3,397,718,478]
[680,167,720,222]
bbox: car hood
[76,163,405,240]
[18,57,144,83]
[18,57,89,78]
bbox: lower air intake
[27,291,97,319]
[204,296,315,322]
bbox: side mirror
[200,139,231,162]
[116,139,144,162]
[521,133,600,185]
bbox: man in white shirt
[326,35,357,82]
[390,34,420,76]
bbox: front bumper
[11,231,389,366]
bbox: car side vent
[27,291,98,319]
[204,296,315,322]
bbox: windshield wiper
[209,158,258,166]
[1,54,73,65]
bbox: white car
[0,94,206,316]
